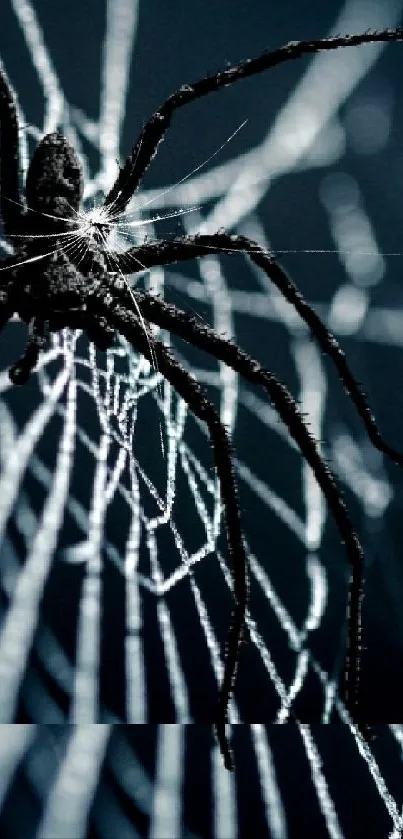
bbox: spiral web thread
[1,0,403,836]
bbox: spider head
[25,132,84,226]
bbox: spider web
[1,0,403,836]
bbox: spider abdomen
[25,132,84,223]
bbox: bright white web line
[0,0,403,835]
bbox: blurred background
[1,0,403,836]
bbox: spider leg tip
[8,362,32,385]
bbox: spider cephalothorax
[1,28,403,770]
[4,131,116,355]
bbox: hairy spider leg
[103,29,403,217]
[91,294,247,770]
[115,233,403,467]
[98,274,366,714]
[0,64,24,237]
[8,317,49,384]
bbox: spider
[0,28,403,770]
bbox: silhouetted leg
[103,29,403,218]
[92,294,250,770]
[9,317,48,384]
[0,68,25,239]
[113,233,403,467]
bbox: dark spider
[1,28,403,770]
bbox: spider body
[1,28,403,769]
[4,131,116,355]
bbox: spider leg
[0,67,25,240]
[103,28,403,217]
[91,295,248,770]
[114,233,403,468]
[0,257,16,337]
[9,317,48,385]
[85,314,116,351]
[103,276,364,724]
